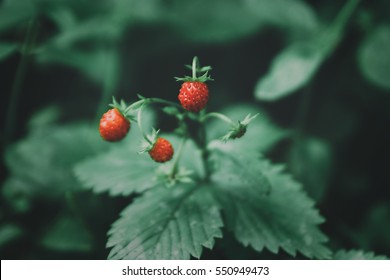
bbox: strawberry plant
[73,57,332,259]
[1,0,389,261]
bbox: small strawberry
[148,137,174,163]
[175,56,213,113]
[178,81,209,112]
[99,98,131,142]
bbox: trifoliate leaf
[255,0,359,101]
[40,213,93,252]
[4,123,109,198]
[207,104,288,153]
[358,25,390,90]
[211,150,331,259]
[107,184,223,259]
[0,43,17,61]
[333,250,388,260]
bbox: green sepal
[138,128,160,154]
[175,56,214,83]
[109,97,136,122]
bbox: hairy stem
[198,116,210,181]
[201,112,235,126]
[169,137,187,179]
[192,56,199,79]
[137,103,152,144]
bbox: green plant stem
[4,19,38,149]
[137,103,153,144]
[95,48,118,122]
[201,112,235,126]
[127,98,181,113]
[198,117,210,181]
[192,56,199,79]
[169,137,187,179]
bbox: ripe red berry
[99,108,130,142]
[148,137,174,163]
[178,81,209,112]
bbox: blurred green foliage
[0,0,389,259]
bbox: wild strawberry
[175,56,213,113]
[99,108,130,142]
[178,81,209,112]
[148,137,174,163]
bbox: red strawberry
[148,137,174,163]
[99,108,130,142]
[176,56,213,112]
[178,81,209,112]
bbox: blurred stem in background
[4,19,39,150]
[94,47,119,123]
[292,0,361,141]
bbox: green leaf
[255,0,360,101]
[4,123,109,198]
[358,25,390,90]
[37,47,120,85]
[164,0,318,43]
[210,150,271,195]
[0,224,24,248]
[40,213,93,252]
[107,184,223,259]
[211,150,331,259]
[75,135,203,196]
[74,146,160,196]
[207,104,288,153]
[0,43,17,61]
[0,1,36,32]
[333,250,388,260]
[288,137,333,201]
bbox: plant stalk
[4,19,38,149]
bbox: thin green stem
[192,56,199,79]
[201,112,235,126]
[4,19,38,149]
[197,116,211,181]
[95,48,118,122]
[137,103,152,144]
[149,98,182,109]
[169,137,187,179]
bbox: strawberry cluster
[98,57,256,166]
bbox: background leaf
[4,123,109,198]
[40,212,93,252]
[0,43,17,61]
[107,184,223,259]
[358,25,390,90]
[255,0,359,101]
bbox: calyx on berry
[174,56,214,83]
